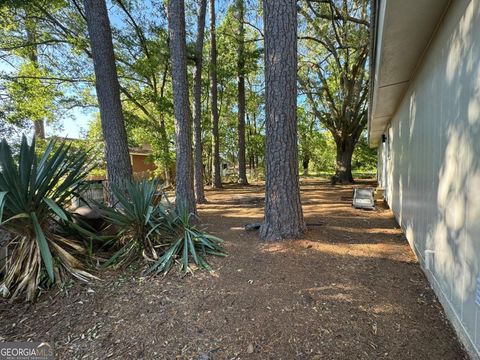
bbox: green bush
[0,136,96,301]
[98,180,170,267]
[99,180,226,274]
[0,137,225,301]
[147,204,225,275]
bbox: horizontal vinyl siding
[379,0,480,357]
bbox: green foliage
[1,0,373,188]
[2,61,59,127]
[2,0,267,184]
[352,133,377,174]
[111,3,175,181]
[0,1,90,129]
[97,180,168,267]
[0,136,96,301]
[297,106,376,176]
[297,107,334,174]
[216,5,261,82]
[200,2,264,179]
[84,117,107,178]
[32,130,106,180]
[147,204,225,275]
[310,132,337,174]
[0,136,224,301]
[299,0,371,179]
[99,180,225,274]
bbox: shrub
[99,181,225,274]
[147,204,225,275]
[0,136,96,301]
[98,180,169,267]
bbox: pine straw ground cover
[0,179,468,359]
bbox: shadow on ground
[0,178,468,359]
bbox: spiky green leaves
[0,135,95,301]
[147,204,226,275]
[99,180,226,274]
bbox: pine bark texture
[167,0,196,214]
[158,63,175,185]
[193,0,208,203]
[159,118,173,185]
[260,0,305,241]
[236,0,248,185]
[84,0,133,198]
[209,0,222,189]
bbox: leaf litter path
[0,179,468,359]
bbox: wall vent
[425,250,435,271]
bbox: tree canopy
[0,0,376,189]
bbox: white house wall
[378,0,480,357]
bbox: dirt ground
[0,178,468,359]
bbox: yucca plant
[97,180,171,267]
[147,203,226,275]
[0,136,96,301]
[98,180,225,274]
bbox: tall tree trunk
[33,119,45,139]
[209,0,222,189]
[193,0,208,203]
[25,13,45,139]
[246,113,251,171]
[159,118,173,185]
[260,0,305,241]
[252,112,258,174]
[167,0,196,214]
[206,148,212,184]
[333,137,354,184]
[236,0,248,185]
[302,157,309,176]
[158,62,174,186]
[84,0,132,199]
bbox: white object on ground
[352,188,375,210]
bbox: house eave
[368,0,451,147]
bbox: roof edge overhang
[368,0,451,148]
